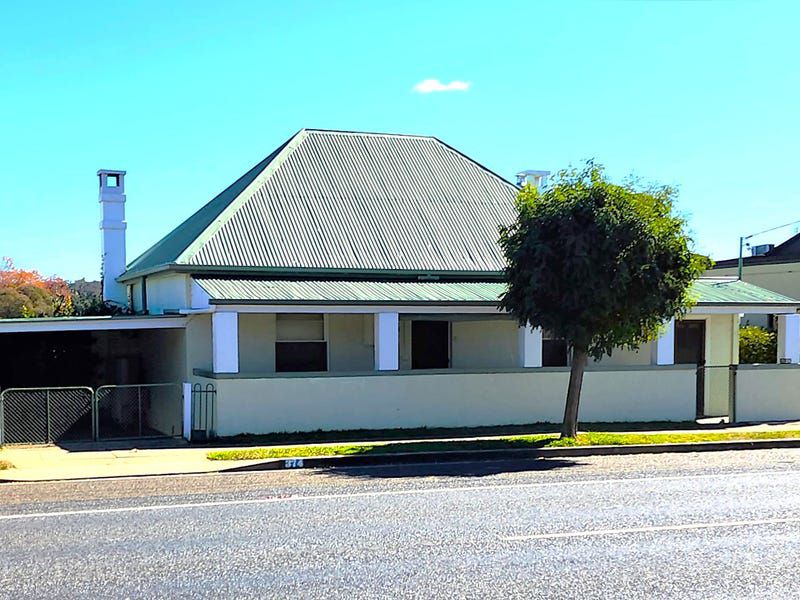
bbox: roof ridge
[302,128,437,140]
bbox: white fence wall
[198,366,697,436]
[735,365,800,422]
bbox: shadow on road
[316,457,581,479]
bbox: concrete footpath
[2,421,800,482]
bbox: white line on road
[501,516,800,541]
[1,469,799,522]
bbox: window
[106,174,119,187]
[275,314,327,372]
[542,330,568,367]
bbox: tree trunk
[561,346,589,438]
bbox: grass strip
[207,430,800,461]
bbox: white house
[3,128,800,441]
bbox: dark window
[411,320,450,369]
[542,339,568,367]
[275,341,328,372]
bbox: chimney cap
[97,169,127,176]
[515,169,550,187]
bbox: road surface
[2,449,800,598]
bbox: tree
[0,257,74,318]
[499,162,710,438]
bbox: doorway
[411,320,450,369]
[675,320,706,417]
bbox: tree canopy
[0,257,74,318]
[499,162,710,437]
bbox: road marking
[1,469,799,522]
[501,516,800,541]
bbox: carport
[0,315,187,444]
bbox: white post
[374,312,399,371]
[212,312,239,373]
[651,318,675,365]
[518,325,543,368]
[776,314,800,364]
[98,169,128,306]
[182,382,192,441]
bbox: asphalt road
[3,449,800,599]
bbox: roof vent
[515,169,550,188]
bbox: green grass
[206,430,800,461]
[212,421,702,447]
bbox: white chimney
[98,169,128,306]
[515,169,550,189]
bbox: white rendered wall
[146,274,190,314]
[735,365,800,422]
[238,313,276,373]
[206,366,696,436]
[329,314,373,371]
[452,319,519,369]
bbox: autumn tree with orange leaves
[0,257,74,318]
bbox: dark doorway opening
[675,320,706,417]
[411,321,450,369]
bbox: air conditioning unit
[751,243,774,256]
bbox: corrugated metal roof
[196,278,506,304]
[122,129,519,280]
[195,277,800,306]
[691,278,799,305]
[125,139,292,276]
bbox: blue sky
[1,1,798,280]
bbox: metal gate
[95,383,183,440]
[0,383,183,445]
[0,387,94,444]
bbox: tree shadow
[314,457,582,479]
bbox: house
[712,234,800,328]
[2,128,800,442]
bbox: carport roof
[0,315,186,334]
[195,276,800,308]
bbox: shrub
[739,326,776,364]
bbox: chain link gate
[0,387,94,444]
[95,383,183,440]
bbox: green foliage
[499,161,710,360]
[739,325,776,364]
[207,429,800,460]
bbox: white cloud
[412,79,471,94]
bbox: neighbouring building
[2,129,800,442]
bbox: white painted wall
[146,274,190,314]
[735,365,800,422]
[451,319,519,369]
[204,366,696,436]
[239,313,276,373]
[330,314,374,371]
[185,314,213,375]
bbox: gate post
[45,389,52,443]
[729,364,738,423]
[0,391,4,446]
[182,382,192,441]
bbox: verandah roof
[195,276,800,307]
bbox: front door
[675,320,706,417]
[411,321,450,369]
